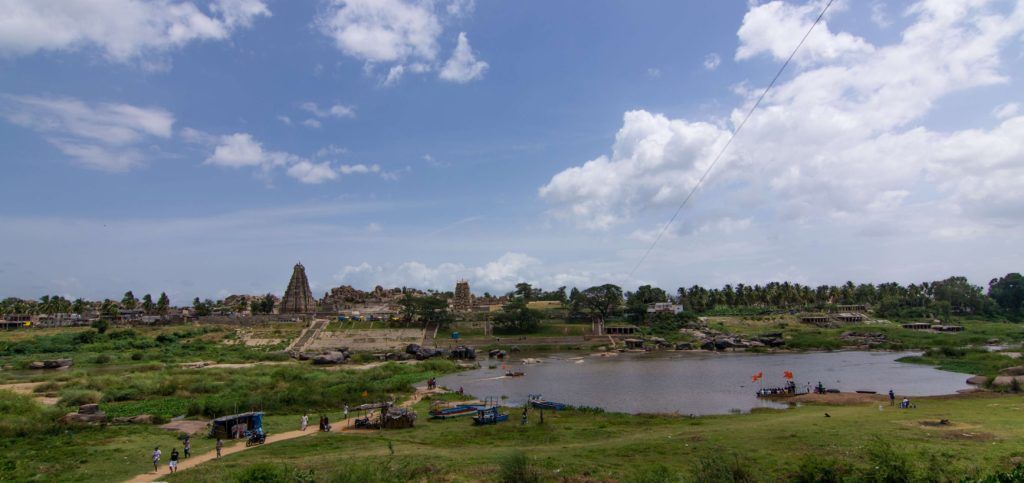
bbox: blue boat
[527,394,567,410]
[429,402,484,419]
[472,407,509,425]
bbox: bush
[498,452,539,483]
[94,354,112,364]
[795,456,847,483]
[58,389,102,407]
[230,463,314,483]
[862,439,914,482]
[131,352,144,361]
[692,452,755,483]
[627,463,680,483]
[90,319,109,334]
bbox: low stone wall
[196,315,309,326]
[307,329,424,352]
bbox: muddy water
[436,351,970,415]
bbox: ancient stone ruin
[452,279,472,312]
[280,263,317,314]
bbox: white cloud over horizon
[0,0,270,66]
[439,32,488,83]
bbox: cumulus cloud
[703,53,721,71]
[287,160,338,184]
[202,132,387,184]
[0,94,174,171]
[736,0,874,65]
[439,32,488,83]
[339,163,381,174]
[300,101,356,119]
[542,0,1024,239]
[317,0,441,63]
[0,0,270,65]
[993,102,1019,119]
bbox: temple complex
[280,263,317,314]
[452,279,472,312]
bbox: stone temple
[452,279,472,312]
[280,263,316,314]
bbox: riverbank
[158,391,1024,482]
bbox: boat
[855,390,877,394]
[428,402,484,419]
[472,406,509,425]
[505,371,525,377]
[527,394,567,410]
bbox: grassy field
[155,392,1024,482]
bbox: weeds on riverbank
[898,347,1020,376]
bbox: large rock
[29,359,73,370]
[757,336,785,347]
[406,343,443,360]
[450,345,476,360]
[700,339,715,351]
[312,350,348,365]
[674,342,693,350]
[714,337,737,351]
[992,375,1024,387]
[79,404,100,415]
[998,366,1024,376]
[113,414,154,424]
[966,375,989,386]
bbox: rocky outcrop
[405,343,444,360]
[59,404,107,424]
[280,263,317,314]
[449,345,476,360]
[29,358,73,369]
[113,414,155,424]
[312,350,349,365]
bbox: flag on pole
[751,371,763,382]
[784,371,794,380]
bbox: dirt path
[0,382,59,406]
[124,387,442,482]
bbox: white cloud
[647,67,661,78]
[300,101,356,119]
[736,0,874,65]
[205,133,277,168]
[302,118,322,128]
[993,102,1020,119]
[439,32,488,83]
[871,2,891,28]
[287,160,338,184]
[0,94,174,171]
[446,0,475,18]
[277,115,292,125]
[542,0,1024,239]
[317,0,441,63]
[339,163,381,174]
[316,144,348,158]
[0,0,270,64]
[703,53,721,71]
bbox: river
[435,350,970,415]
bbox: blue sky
[1,0,1023,303]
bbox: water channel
[436,350,971,415]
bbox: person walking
[301,414,308,431]
[215,438,223,459]
[168,448,179,473]
[889,389,895,406]
[151,447,162,472]
[343,405,349,421]
[323,414,330,432]
[183,437,191,458]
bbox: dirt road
[124,387,440,482]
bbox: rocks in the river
[488,349,507,358]
[674,342,693,350]
[966,375,990,386]
[449,345,476,360]
[405,343,444,360]
[29,359,73,370]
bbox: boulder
[29,359,73,370]
[450,345,476,360]
[78,404,100,415]
[998,366,1024,376]
[700,339,716,351]
[966,375,989,386]
[674,342,693,350]
[757,336,785,347]
[312,351,348,365]
[714,337,736,351]
[407,344,443,360]
[113,414,154,424]
[992,375,1024,387]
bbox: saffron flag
[751,371,763,382]
[784,371,794,380]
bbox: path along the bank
[125,387,441,483]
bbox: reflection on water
[436,351,970,415]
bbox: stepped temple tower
[453,279,472,312]
[280,263,316,314]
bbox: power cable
[628,0,836,278]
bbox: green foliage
[989,273,1024,320]
[795,456,847,483]
[578,284,624,321]
[646,312,698,335]
[966,463,1024,483]
[0,391,65,438]
[230,463,315,483]
[58,389,102,407]
[399,294,452,327]
[899,347,1020,376]
[492,299,542,334]
[861,439,914,483]
[94,354,112,364]
[102,397,191,418]
[691,452,755,483]
[91,319,109,334]
[626,463,680,483]
[497,452,539,483]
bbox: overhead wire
[627,0,836,278]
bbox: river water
[436,351,970,415]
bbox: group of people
[757,381,798,396]
[150,437,195,474]
[888,389,915,409]
[426,377,438,390]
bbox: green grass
[156,393,1024,482]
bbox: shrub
[58,389,102,407]
[861,439,914,483]
[90,319,109,334]
[230,463,315,483]
[627,463,681,483]
[795,456,847,483]
[131,352,144,361]
[498,452,540,483]
[692,452,755,483]
[94,354,112,364]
